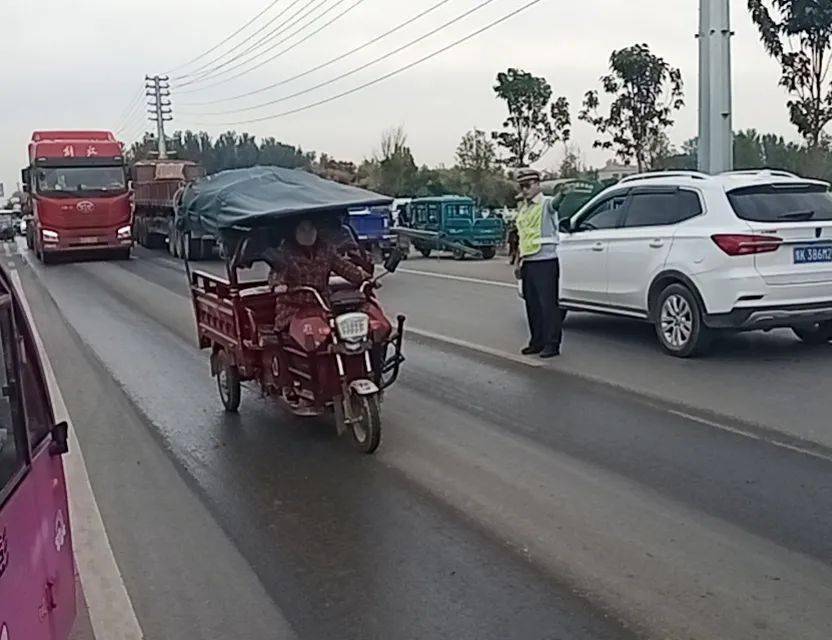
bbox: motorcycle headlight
[335,312,369,343]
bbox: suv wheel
[654,284,711,357]
[792,321,832,345]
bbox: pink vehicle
[0,266,75,639]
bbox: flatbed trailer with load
[132,159,210,259]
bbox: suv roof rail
[619,170,710,184]
[720,168,799,178]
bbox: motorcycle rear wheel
[349,394,381,454]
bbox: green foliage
[492,68,571,167]
[748,0,832,148]
[580,44,684,172]
[375,127,419,197]
[662,130,832,180]
[455,129,514,206]
[128,130,311,174]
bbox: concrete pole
[146,75,171,159]
[698,0,734,174]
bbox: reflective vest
[516,200,555,258]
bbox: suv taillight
[711,234,783,256]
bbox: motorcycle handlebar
[277,280,380,312]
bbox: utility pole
[145,75,172,159]
[697,0,734,174]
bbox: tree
[733,129,766,168]
[748,0,832,148]
[645,131,676,170]
[372,127,419,196]
[456,129,500,204]
[557,144,584,178]
[456,129,497,173]
[128,130,310,174]
[579,44,684,172]
[492,68,571,167]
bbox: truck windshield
[445,204,473,219]
[37,167,126,194]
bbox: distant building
[597,160,638,182]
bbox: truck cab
[22,131,132,263]
[405,196,504,260]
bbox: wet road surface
[6,242,832,640]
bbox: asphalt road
[6,242,832,640]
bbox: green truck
[400,196,504,260]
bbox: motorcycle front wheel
[349,393,381,454]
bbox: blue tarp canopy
[179,166,392,240]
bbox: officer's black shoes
[521,345,544,355]
[539,347,561,359]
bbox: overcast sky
[0,0,797,194]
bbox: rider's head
[294,219,318,247]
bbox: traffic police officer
[515,168,562,358]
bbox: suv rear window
[727,184,832,222]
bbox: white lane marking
[10,270,145,640]
[407,326,544,368]
[667,409,832,464]
[75,253,832,465]
[399,268,516,289]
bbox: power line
[174,0,322,86]
[184,0,499,117]
[174,0,306,81]
[168,0,285,74]
[117,97,151,139]
[178,0,367,95]
[184,0,347,87]
[117,107,147,138]
[190,0,543,127]
[114,86,146,133]
[181,0,454,107]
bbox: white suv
[558,170,832,357]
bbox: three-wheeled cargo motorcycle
[182,167,406,454]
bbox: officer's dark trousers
[521,258,562,350]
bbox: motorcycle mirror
[383,248,404,273]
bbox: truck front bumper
[41,228,132,253]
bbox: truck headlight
[117,225,132,239]
[42,229,59,242]
[335,312,369,343]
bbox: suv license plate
[794,245,832,264]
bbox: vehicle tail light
[711,234,783,256]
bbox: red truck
[22,131,133,263]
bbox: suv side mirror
[383,248,404,273]
[559,218,572,233]
[49,421,69,456]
